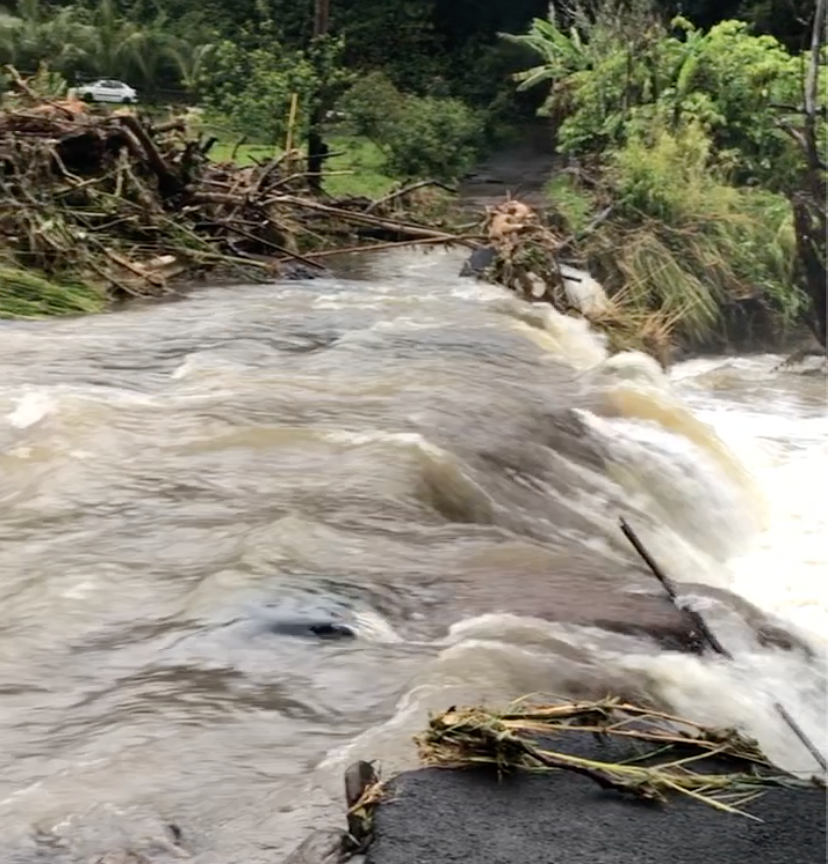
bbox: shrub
[340,73,484,182]
[581,123,805,343]
[384,95,484,181]
[339,71,403,142]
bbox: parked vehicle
[75,80,138,104]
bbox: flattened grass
[0,265,105,318]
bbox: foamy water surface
[0,248,824,861]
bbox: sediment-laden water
[0,248,824,862]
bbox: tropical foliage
[506,1,824,346]
[504,6,817,189]
[0,0,204,96]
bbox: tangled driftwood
[481,199,570,304]
[0,68,474,304]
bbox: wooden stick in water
[774,700,828,774]
[618,516,827,774]
[619,517,729,657]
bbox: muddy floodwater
[0,248,824,862]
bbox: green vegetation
[340,72,485,183]
[0,0,823,346]
[506,3,825,351]
[0,265,105,317]
[208,135,395,198]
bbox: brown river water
[0,248,825,862]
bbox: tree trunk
[791,0,827,348]
[307,0,332,195]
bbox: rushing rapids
[0,248,824,862]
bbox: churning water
[0,248,824,862]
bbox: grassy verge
[209,134,397,199]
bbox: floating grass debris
[416,697,819,819]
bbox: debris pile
[481,199,570,304]
[468,198,676,365]
[417,697,820,817]
[0,70,471,309]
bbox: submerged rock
[263,619,358,640]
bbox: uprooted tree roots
[0,69,473,313]
[482,199,570,305]
[477,199,676,365]
[416,697,821,818]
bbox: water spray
[619,516,827,775]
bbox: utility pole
[307,0,331,194]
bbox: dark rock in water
[459,246,497,278]
[281,262,332,281]
[243,594,361,641]
[308,621,358,639]
[367,760,826,864]
[258,618,357,640]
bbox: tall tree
[786,0,827,346]
[306,0,331,193]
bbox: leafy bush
[340,71,403,142]
[384,95,483,181]
[610,121,723,223]
[506,5,820,190]
[581,123,804,342]
[340,73,484,181]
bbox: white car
[76,79,138,104]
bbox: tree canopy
[0,0,813,98]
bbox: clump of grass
[417,697,815,818]
[586,301,677,367]
[0,265,105,318]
